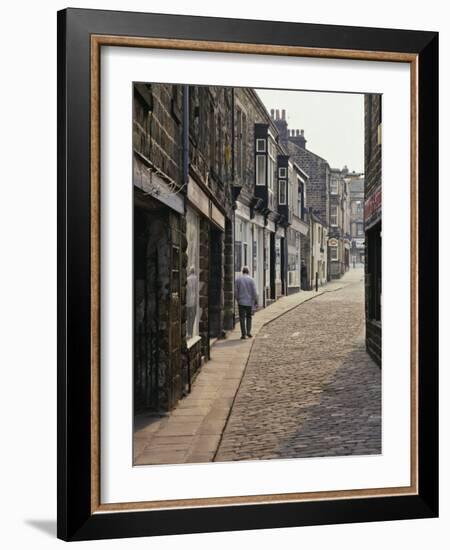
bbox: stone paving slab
[133,269,364,465]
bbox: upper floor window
[267,140,276,191]
[278,180,287,205]
[298,179,304,218]
[256,139,266,153]
[256,155,266,186]
[278,167,287,178]
[288,181,293,215]
[330,205,338,226]
[267,140,276,209]
[330,178,339,194]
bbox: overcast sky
[256,89,364,173]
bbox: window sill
[186,335,202,350]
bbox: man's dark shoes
[247,334,253,338]
[240,335,246,340]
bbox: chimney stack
[272,108,288,148]
[288,128,307,149]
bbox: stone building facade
[364,94,382,366]
[233,90,285,309]
[307,211,328,289]
[271,113,310,294]
[133,83,234,415]
[328,167,351,279]
[282,126,334,285]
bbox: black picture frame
[57,8,438,541]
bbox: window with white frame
[288,181,293,216]
[256,155,266,186]
[267,139,276,208]
[330,245,339,261]
[256,138,266,152]
[278,180,287,205]
[330,178,339,194]
[330,205,338,226]
[278,167,287,178]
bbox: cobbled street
[214,270,381,462]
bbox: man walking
[235,266,258,339]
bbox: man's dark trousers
[238,305,252,337]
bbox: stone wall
[133,83,183,187]
[133,201,185,414]
[288,141,330,227]
[188,86,234,219]
[365,94,382,199]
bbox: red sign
[365,188,381,225]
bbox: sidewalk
[134,267,364,465]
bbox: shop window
[186,207,201,341]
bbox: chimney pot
[296,130,300,136]
[275,109,280,120]
[301,129,304,136]
[281,109,286,120]
[270,109,275,118]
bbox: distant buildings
[346,172,365,265]
[133,83,363,415]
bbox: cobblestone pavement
[133,278,343,465]
[215,272,381,462]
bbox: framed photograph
[57,8,438,541]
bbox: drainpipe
[183,85,189,190]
